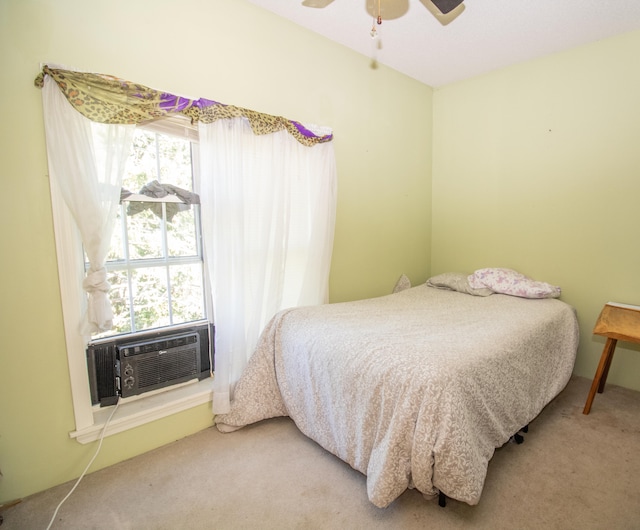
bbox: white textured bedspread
[215,285,579,507]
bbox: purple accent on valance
[291,120,333,140]
[193,97,219,109]
[134,92,220,113]
[159,93,195,112]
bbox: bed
[215,272,579,508]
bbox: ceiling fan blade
[301,0,335,8]
[430,0,464,15]
[419,0,465,25]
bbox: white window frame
[50,118,214,444]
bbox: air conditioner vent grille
[137,347,199,389]
[120,334,198,357]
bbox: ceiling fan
[301,0,465,26]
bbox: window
[93,124,208,339]
[42,66,336,442]
[50,117,214,443]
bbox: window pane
[107,269,132,334]
[127,204,163,260]
[123,130,158,191]
[157,134,193,191]
[132,267,170,330]
[170,263,205,324]
[106,207,125,262]
[168,208,198,257]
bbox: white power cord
[45,399,120,530]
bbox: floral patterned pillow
[468,268,561,299]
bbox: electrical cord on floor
[45,398,121,530]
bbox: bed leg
[510,424,530,444]
[438,491,447,508]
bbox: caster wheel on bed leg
[438,491,447,508]
[522,424,529,433]
[511,433,524,444]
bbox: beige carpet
[3,376,640,529]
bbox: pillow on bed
[393,274,412,293]
[468,268,561,299]
[426,272,493,297]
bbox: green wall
[432,30,640,392]
[0,0,432,502]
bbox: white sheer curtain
[198,118,337,413]
[41,75,135,335]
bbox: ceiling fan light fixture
[301,0,335,8]
[365,0,409,22]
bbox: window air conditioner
[86,321,214,407]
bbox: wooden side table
[583,302,640,414]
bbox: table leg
[583,338,617,415]
[597,338,617,393]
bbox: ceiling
[247,0,640,87]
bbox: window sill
[69,377,214,444]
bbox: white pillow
[468,268,561,299]
[426,272,493,297]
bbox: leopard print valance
[34,66,333,147]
